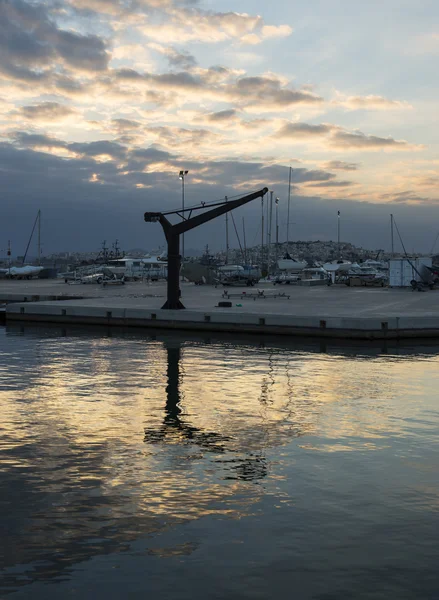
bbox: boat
[322,260,353,273]
[277,253,307,273]
[106,256,167,280]
[0,265,44,279]
[215,264,260,287]
[273,272,301,285]
[347,264,388,286]
[3,209,46,279]
[300,266,330,285]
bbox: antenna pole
[7,240,11,276]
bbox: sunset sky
[1,0,438,255]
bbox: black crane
[145,187,268,309]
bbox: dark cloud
[144,124,217,147]
[234,76,323,107]
[114,68,202,91]
[54,28,109,71]
[277,123,333,138]
[306,180,355,188]
[207,109,237,122]
[68,140,127,159]
[0,141,436,255]
[18,102,76,120]
[330,130,410,149]
[323,160,359,171]
[0,0,109,84]
[11,131,68,148]
[129,147,173,161]
[165,48,198,70]
[380,190,430,204]
[111,118,142,131]
[274,122,415,151]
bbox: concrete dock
[3,279,439,339]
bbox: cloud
[260,25,293,40]
[144,124,219,149]
[334,93,412,111]
[148,43,198,70]
[322,160,360,171]
[68,140,127,160]
[380,190,431,204]
[305,180,355,188]
[0,0,110,84]
[0,0,431,256]
[138,8,292,45]
[277,123,332,138]
[115,68,202,91]
[109,68,322,112]
[17,102,77,121]
[275,121,418,151]
[231,76,323,110]
[12,131,68,149]
[111,118,142,131]
[1,137,437,256]
[206,109,238,122]
[330,130,415,150]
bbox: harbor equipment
[145,187,268,309]
[389,258,432,288]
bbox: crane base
[161,300,186,310]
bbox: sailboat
[2,210,45,278]
[277,252,307,273]
[276,167,307,273]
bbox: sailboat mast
[287,167,292,247]
[261,197,264,268]
[275,197,279,266]
[390,214,394,256]
[225,196,229,264]
[268,190,273,274]
[242,217,247,265]
[37,209,41,265]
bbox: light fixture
[179,170,188,180]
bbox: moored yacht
[277,253,307,273]
[106,256,167,280]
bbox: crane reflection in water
[3,324,433,596]
[144,341,268,482]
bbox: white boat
[106,256,167,280]
[301,266,329,280]
[363,259,388,273]
[215,264,260,286]
[1,265,44,279]
[322,260,352,273]
[348,264,387,284]
[274,273,301,285]
[217,264,245,273]
[277,253,307,273]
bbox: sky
[1,0,438,256]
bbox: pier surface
[3,279,439,339]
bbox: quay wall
[6,302,439,340]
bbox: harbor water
[1,325,439,599]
